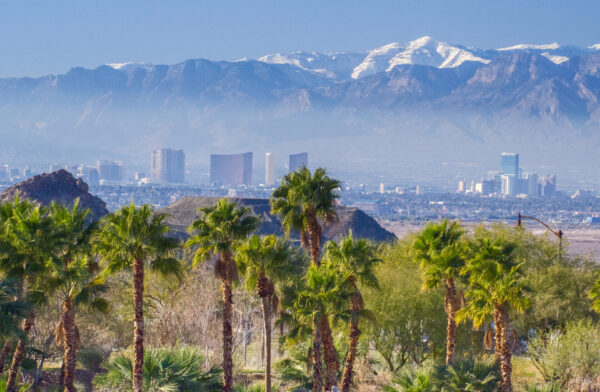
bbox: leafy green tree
[95,204,180,392]
[270,167,341,390]
[0,197,54,392]
[590,274,600,314]
[185,198,260,392]
[47,201,109,391]
[237,234,299,392]
[324,231,380,392]
[413,220,465,365]
[362,239,447,372]
[458,233,530,392]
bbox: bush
[93,346,222,392]
[528,319,600,387]
[78,345,106,371]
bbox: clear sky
[1,0,599,78]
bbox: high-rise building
[457,180,465,193]
[152,148,185,183]
[540,175,557,197]
[501,175,516,196]
[210,152,253,185]
[289,152,308,173]
[500,152,519,178]
[265,153,275,186]
[97,160,124,182]
[379,182,385,193]
[525,173,539,198]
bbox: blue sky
[1,0,599,77]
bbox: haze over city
[1,3,600,392]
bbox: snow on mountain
[591,44,600,50]
[258,51,365,80]
[498,43,561,51]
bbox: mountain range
[1,36,600,185]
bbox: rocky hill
[160,196,396,242]
[0,170,108,219]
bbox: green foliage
[273,342,313,390]
[0,376,30,392]
[77,345,106,371]
[233,381,281,392]
[363,239,448,371]
[528,319,600,386]
[384,358,499,392]
[413,220,465,290]
[270,167,340,234]
[0,278,28,339]
[523,382,562,392]
[93,347,222,392]
[95,203,181,278]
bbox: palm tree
[323,231,380,392]
[270,167,341,389]
[95,203,180,392]
[413,220,465,365]
[237,234,299,392]
[48,201,109,392]
[458,235,530,392]
[270,167,340,266]
[0,197,55,392]
[0,278,28,373]
[185,198,260,392]
[286,263,352,392]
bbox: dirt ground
[379,220,600,262]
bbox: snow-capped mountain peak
[590,44,600,50]
[497,42,560,51]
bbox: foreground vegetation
[1,167,599,392]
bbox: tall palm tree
[458,235,530,392]
[49,201,109,392]
[0,197,55,392]
[237,234,300,392]
[286,263,352,392]
[95,203,180,392]
[185,198,260,392]
[270,167,340,266]
[324,231,380,392]
[413,220,465,365]
[270,167,341,389]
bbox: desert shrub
[528,319,600,387]
[78,345,106,371]
[435,357,499,392]
[384,363,435,392]
[93,346,222,391]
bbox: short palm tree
[48,201,109,392]
[270,167,341,389]
[287,263,352,392]
[324,231,380,392]
[0,278,28,371]
[413,219,465,365]
[185,198,260,392]
[458,235,530,392]
[95,203,181,392]
[0,197,55,392]
[237,234,298,392]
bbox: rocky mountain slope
[0,170,108,219]
[160,196,396,242]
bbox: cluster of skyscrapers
[151,148,185,183]
[459,153,557,198]
[209,151,308,186]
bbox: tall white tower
[265,153,275,186]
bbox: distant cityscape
[1,149,599,227]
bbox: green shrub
[528,319,600,387]
[78,345,106,371]
[435,357,499,392]
[93,346,222,392]
[384,363,435,392]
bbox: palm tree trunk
[312,317,324,392]
[132,258,145,392]
[498,305,513,392]
[0,341,11,373]
[321,316,339,391]
[62,297,79,392]
[261,295,272,392]
[444,278,458,365]
[221,279,234,392]
[306,215,322,266]
[6,312,34,392]
[341,319,360,392]
[493,308,503,360]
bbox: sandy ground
[379,220,600,262]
